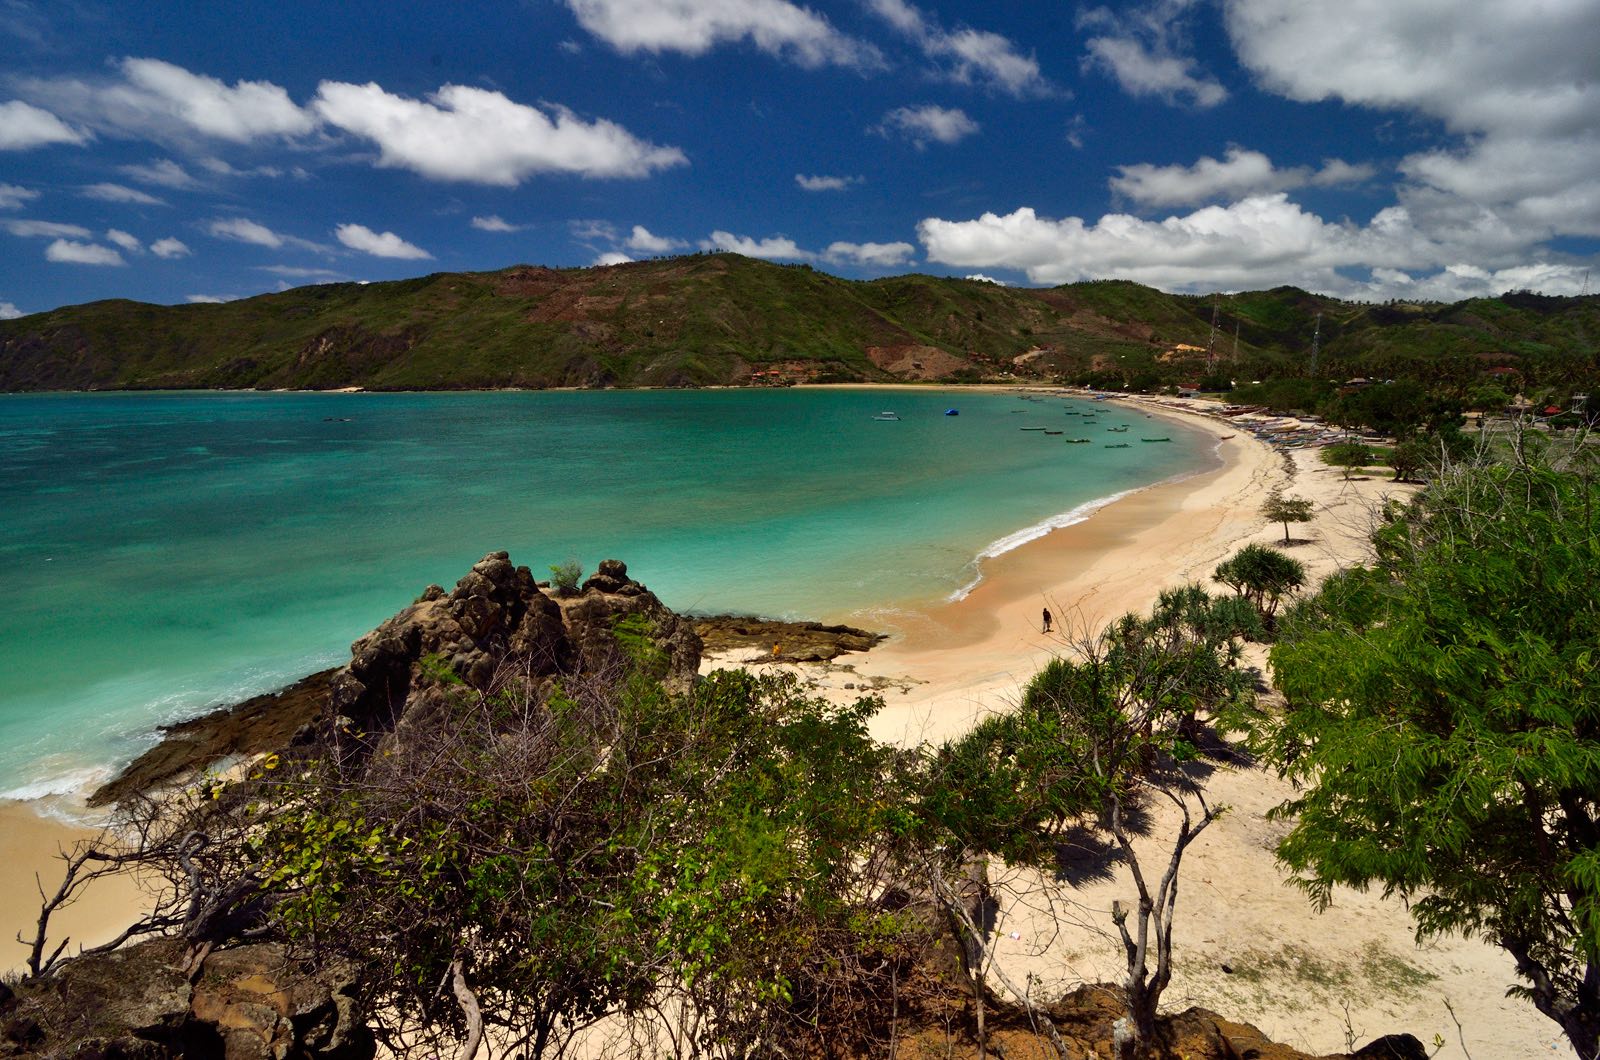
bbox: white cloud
[795,173,861,192]
[1110,147,1375,208]
[624,225,686,253]
[207,217,284,247]
[916,193,1592,300]
[1078,2,1227,108]
[471,215,521,232]
[0,301,23,319]
[3,219,92,239]
[314,81,688,185]
[878,104,979,148]
[198,157,284,179]
[45,238,126,265]
[105,229,143,253]
[0,184,40,209]
[594,251,633,266]
[258,265,343,278]
[866,0,1049,97]
[823,240,916,268]
[699,231,811,261]
[564,0,881,69]
[186,294,237,303]
[22,57,315,144]
[965,273,1005,284]
[1223,0,1600,243]
[0,100,87,149]
[334,223,432,260]
[150,237,191,258]
[120,159,198,188]
[82,182,167,205]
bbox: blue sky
[2,0,1597,317]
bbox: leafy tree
[1213,543,1306,626]
[1260,490,1314,544]
[1262,458,1600,1059]
[1320,441,1374,480]
[1388,435,1431,481]
[920,586,1257,1058]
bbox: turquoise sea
[0,388,1214,800]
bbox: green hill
[2,253,1596,395]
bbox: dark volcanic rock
[692,615,886,662]
[89,671,336,808]
[1,940,372,1060]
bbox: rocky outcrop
[0,939,372,1060]
[92,554,702,804]
[328,552,700,737]
[692,614,885,661]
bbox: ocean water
[0,388,1214,798]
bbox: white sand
[706,393,1573,1059]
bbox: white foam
[946,488,1138,602]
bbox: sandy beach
[0,389,1572,1056]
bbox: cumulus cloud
[594,251,633,266]
[965,273,1005,284]
[795,173,861,191]
[21,57,315,144]
[699,231,811,261]
[0,301,23,319]
[82,182,167,205]
[150,237,190,258]
[105,229,143,253]
[822,240,916,268]
[916,193,1591,300]
[3,219,92,239]
[198,157,286,179]
[186,294,237,303]
[624,225,686,253]
[1110,147,1375,208]
[877,104,979,148]
[258,265,344,278]
[471,215,521,232]
[313,81,687,185]
[120,159,198,188]
[563,0,880,69]
[1223,0,1600,243]
[0,100,87,149]
[866,0,1049,97]
[45,238,125,265]
[0,184,40,209]
[334,223,432,260]
[1078,2,1226,108]
[208,217,281,247]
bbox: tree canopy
[1263,458,1600,1059]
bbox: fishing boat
[1065,438,1091,444]
[1141,437,1171,443]
[945,409,960,416]
[1020,426,1047,431]
[873,412,901,421]
[1107,426,1129,432]
[1043,430,1063,435]
[1104,443,1131,449]
[1219,433,1235,439]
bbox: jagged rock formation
[0,939,372,1060]
[91,553,701,806]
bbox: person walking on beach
[1042,607,1053,633]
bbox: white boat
[873,411,901,421]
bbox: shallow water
[0,388,1213,796]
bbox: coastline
[2,392,1574,1054]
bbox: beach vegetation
[1320,441,1374,479]
[921,585,1257,1058]
[547,558,583,595]
[1213,543,1306,628]
[1262,454,1600,1060]
[1260,490,1314,544]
